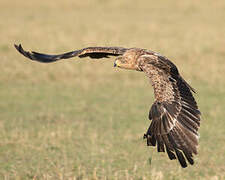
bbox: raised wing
[140,54,201,168]
[14,44,128,63]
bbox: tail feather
[156,135,165,152]
[180,110,200,132]
[173,124,196,162]
[145,100,200,168]
[178,113,199,135]
[162,135,176,160]
[167,131,188,168]
[175,149,187,168]
[183,150,194,165]
[165,145,176,160]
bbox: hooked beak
[114,60,121,67]
[114,57,122,67]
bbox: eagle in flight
[14,44,201,168]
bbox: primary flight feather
[14,44,201,168]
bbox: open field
[1,0,225,179]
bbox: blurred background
[0,0,225,179]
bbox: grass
[1,0,225,179]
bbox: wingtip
[14,43,23,52]
[14,43,19,50]
[14,44,60,63]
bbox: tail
[144,101,200,168]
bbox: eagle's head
[114,48,142,71]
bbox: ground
[0,0,225,179]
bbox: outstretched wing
[14,44,128,63]
[140,54,201,168]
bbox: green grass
[1,0,225,179]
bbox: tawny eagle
[14,44,201,168]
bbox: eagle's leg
[143,124,156,146]
[143,125,151,139]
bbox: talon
[147,138,151,146]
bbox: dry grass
[0,0,225,179]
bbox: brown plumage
[14,44,201,168]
